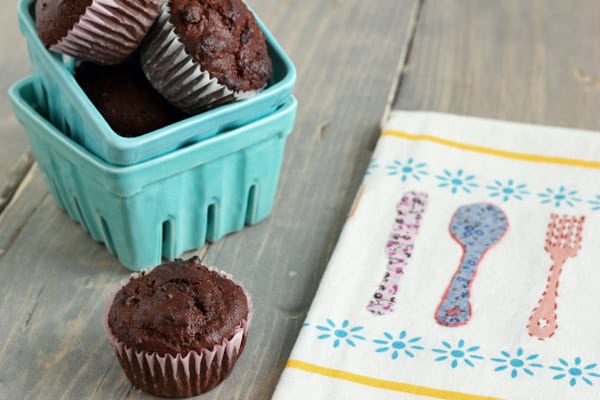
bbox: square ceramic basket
[17,0,296,166]
[10,75,297,271]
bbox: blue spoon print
[436,203,509,327]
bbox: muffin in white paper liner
[50,0,164,65]
[103,264,253,398]
[140,2,259,115]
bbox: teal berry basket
[10,75,297,271]
[17,0,296,166]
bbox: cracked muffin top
[107,256,250,355]
[169,0,272,92]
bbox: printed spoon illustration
[435,203,508,327]
[527,214,584,340]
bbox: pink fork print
[527,214,585,340]
[367,191,428,315]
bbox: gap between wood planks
[380,0,424,128]
[202,0,426,256]
[0,0,426,260]
[0,152,35,215]
[0,159,39,257]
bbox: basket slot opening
[161,220,173,258]
[72,196,88,233]
[34,81,49,115]
[62,117,72,138]
[49,175,67,210]
[99,216,116,256]
[178,137,201,151]
[245,184,258,224]
[44,175,59,204]
[206,204,217,242]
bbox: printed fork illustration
[527,214,585,340]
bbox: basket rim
[17,0,297,163]
[9,75,297,197]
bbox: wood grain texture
[0,0,33,215]
[0,0,415,399]
[393,0,600,131]
[3,0,598,398]
[192,1,416,398]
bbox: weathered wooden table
[1,0,598,398]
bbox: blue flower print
[549,357,600,387]
[486,179,530,202]
[436,169,479,194]
[315,319,366,348]
[432,339,484,368]
[385,158,428,182]
[373,331,424,360]
[538,186,582,208]
[366,159,379,176]
[491,348,543,378]
[588,195,600,211]
[461,224,484,239]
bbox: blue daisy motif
[587,195,600,211]
[373,331,424,360]
[385,158,428,182]
[366,159,379,176]
[432,339,484,368]
[549,357,600,387]
[486,179,530,202]
[491,348,543,378]
[436,169,479,194]
[315,319,366,348]
[538,186,582,208]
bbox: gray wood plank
[0,0,416,399]
[0,0,33,214]
[0,162,41,257]
[393,0,600,131]
[193,1,418,398]
[0,185,129,399]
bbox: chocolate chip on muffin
[105,256,252,397]
[141,0,272,114]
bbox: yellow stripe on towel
[382,130,600,169]
[286,359,502,400]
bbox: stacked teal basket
[9,0,297,271]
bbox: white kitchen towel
[272,111,600,400]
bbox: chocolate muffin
[35,0,164,65]
[35,0,93,48]
[104,256,252,397]
[141,0,272,114]
[75,57,186,137]
[171,0,272,93]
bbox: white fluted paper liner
[140,2,259,114]
[51,0,164,65]
[103,265,253,398]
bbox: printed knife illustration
[435,203,508,327]
[367,191,428,315]
[527,214,585,340]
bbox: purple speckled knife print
[367,191,428,315]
